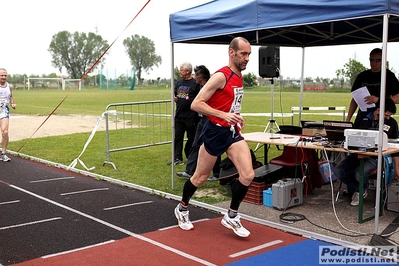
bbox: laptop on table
[323,120,353,146]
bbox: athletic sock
[230,179,249,211]
[228,209,238,218]
[181,179,198,207]
[179,203,188,212]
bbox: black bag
[218,150,262,186]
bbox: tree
[173,66,180,83]
[243,72,257,88]
[336,58,367,86]
[123,35,162,85]
[48,31,109,79]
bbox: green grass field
[8,86,353,204]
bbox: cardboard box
[302,128,326,137]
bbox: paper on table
[351,86,376,111]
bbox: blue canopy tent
[170,0,399,46]
[169,0,399,235]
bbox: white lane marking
[42,240,115,258]
[0,200,20,205]
[103,201,153,211]
[229,240,284,258]
[159,218,210,231]
[9,184,217,266]
[0,217,62,230]
[30,177,75,183]
[60,188,109,196]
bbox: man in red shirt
[174,37,255,237]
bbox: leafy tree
[44,73,59,78]
[118,74,129,87]
[48,31,109,79]
[336,58,367,86]
[123,34,162,85]
[173,66,180,83]
[243,72,257,88]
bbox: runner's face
[0,70,7,85]
[232,41,251,71]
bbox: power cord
[277,147,375,238]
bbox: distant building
[303,81,327,90]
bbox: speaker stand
[254,78,279,152]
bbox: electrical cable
[278,145,375,238]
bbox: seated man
[334,97,399,206]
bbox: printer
[344,129,388,151]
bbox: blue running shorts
[200,120,244,156]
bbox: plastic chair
[269,146,309,168]
[270,146,311,192]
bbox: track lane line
[60,188,109,196]
[228,239,284,258]
[0,217,62,230]
[6,183,217,266]
[42,240,115,259]
[103,201,153,211]
[0,200,20,205]
[30,177,75,183]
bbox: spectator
[176,65,221,181]
[168,62,200,165]
[335,98,399,206]
[346,48,399,123]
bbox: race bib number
[0,98,6,110]
[231,87,243,113]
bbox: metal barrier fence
[291,106,346,125]
[102,100,172,169]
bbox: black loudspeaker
[259,46,280,78]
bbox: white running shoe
[1,153,11,162]
[174,204,194,230]
[350,190,368,206]
[221,213,250,237]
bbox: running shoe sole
[221,216,250,237]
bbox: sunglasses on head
[369,58,382,63]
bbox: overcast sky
[2,0,399,80]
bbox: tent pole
[374,14,389,235]
[171,42,176,190]
[298,47,305,126]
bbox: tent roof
[169,0,399,47]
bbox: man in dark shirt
[168,62,200,165]
[176,65,221,180]
[335,98,399,206]
[346,48,399,124]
